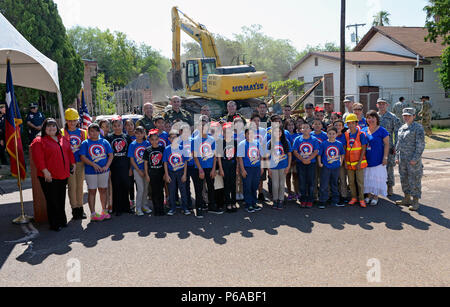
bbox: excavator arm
[169,6,221,90]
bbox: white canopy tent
[0,12,65,124]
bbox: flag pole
[12,127,30,224]
[6,57,31,225]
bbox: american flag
[79,88,92,130]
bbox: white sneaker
[365,197,371,204]
[370,199,379,206]
[136,209,144,216]
[142,206,152,214]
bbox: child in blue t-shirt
[312,119,329,202]
[318,127,345,208]
[80,123,114,222]
[151,116,170,148]
[267,127,292,209]
[128,126,151,216]
[237,128,264,213]
[292,123,320,208]
[284,118,300,200]
[192,117,218,217]
[334,120,349,202]
[163,131,190,216]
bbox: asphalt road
[0,149,449,287]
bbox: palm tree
[372,11,391,26]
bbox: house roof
[354,26,446,58]
[284,51,420,78]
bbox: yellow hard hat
[65,108,80,121]
[345,113,358,123]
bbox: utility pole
[340,0,346,114]
[346,23,366,44]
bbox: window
[202,61,216,75]
[313,76,323,104]
[414,68,424,82]
[314,57,319,66]
[298,77,305,92]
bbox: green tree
[424,0,450,90]
[94,73,116,115]
[67,26,171,92]
[439,47,450,91]
[372,10,391,26]
[295,42,352,62]
[0,0,83,108]
[234,24,299,82]
[424,0,450,45]
[269,79,304,97]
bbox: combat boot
[395,194,411,206]
[408,197,420,211]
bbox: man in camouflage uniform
[220,101,247,125]
[377,98,402,196]
[392,97,408,124]
[342,95,355,123]
[416,96,433,136]
[395,108,425,211]
[163,96,194,127]
[323,98,334,126]
[136,102,156,133]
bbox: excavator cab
[185,58,216,94]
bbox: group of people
[28,95,426,231]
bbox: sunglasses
[353,108,363,111]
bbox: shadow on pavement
[2,195,448,268]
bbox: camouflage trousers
[387,153,396,187]
[422,117,432,136]
[398,159,423,199]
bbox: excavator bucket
[167,69,184,91]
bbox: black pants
[0,144,7,165]
[38,177,68,230]
[186,166,196,209]
[192,168,216,211]
[111,164,131,213]
[222,160,237,206]
[129,174,135,201]
[149,169,165,215]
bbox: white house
[285,26,449,119]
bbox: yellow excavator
[168,7,269,117]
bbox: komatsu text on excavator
[168,7,269,115]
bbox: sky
[53,0,430,58]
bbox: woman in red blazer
[31,118,76,231]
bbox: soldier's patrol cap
[343,96,354,103]
[402,108,415,116]
[164,105,173,112]
[323,98,333,104]
[377,98,388,104]
[305,103,314,109]
[29,102,38,108]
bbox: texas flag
[5,59,26,180]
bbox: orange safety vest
[345,130,368,170]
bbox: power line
[346,23,366,44]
